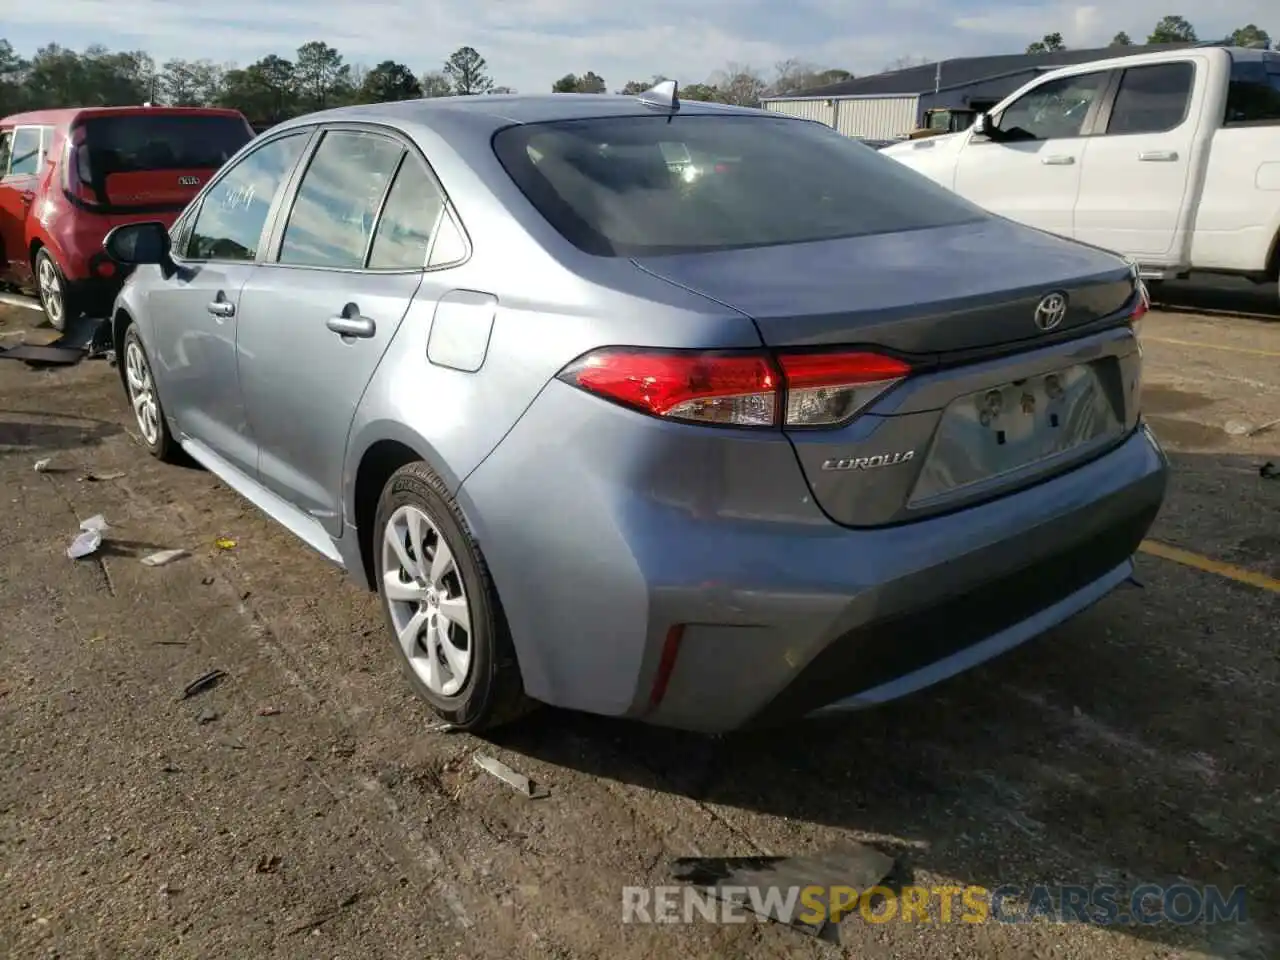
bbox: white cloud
[3,0,1275,93]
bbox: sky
[0,0,1274,93]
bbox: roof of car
[2,105,249,126]
[270,93,773,138]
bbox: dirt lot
[1,284,1277,960]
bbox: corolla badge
[1034,291,1068,331]
[821,451,915,471]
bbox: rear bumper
[460,378,1168,734]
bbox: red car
[0,105,254,329]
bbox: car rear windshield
[79,113,253,173]
[491,114,986,257]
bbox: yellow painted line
[1143,335,1280,359]
[1139,539,1280,594]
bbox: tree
[1026,32,1067,53]
[359,60,422,102]
[294,40,350,109]
[771,59,852,96]
[1111,31,1133,46]
[160,58,223,105]
[680,83,720,102]
[1147,15,1197,44]
[0,39,26,113]
[420,70,453,97]
[443,46,493,95]
[617,76,667,95]
[881,55,929,72]
[1228,24,1272,48]
[219,54,296,123]
[552,71,606,93]
[709,63,766,106]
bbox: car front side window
[0,130,12,174]
[184,131,310,262]
[995,72,1106,141]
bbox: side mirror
[104,221,174,275]
[972,113,992,137]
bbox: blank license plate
[910,363,1122,502]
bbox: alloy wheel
[124,340,161,445]
[381,504,473,697]
[37,255,64,327]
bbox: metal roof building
[760,44,1195,140]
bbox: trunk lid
[635,219,1143,528]
[631,218,1135,356]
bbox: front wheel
[374,462,533,731]
[122,326,181,462]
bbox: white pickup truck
[882,45,1280,295]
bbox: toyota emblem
[1034,292,1068,331]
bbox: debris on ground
[426,722,458,734]
[66,514,109,559]
[257,706,281,717]
[33,458,52,473]
[214,537,237,550]
[179,669,227,700]
[195,706,219,725]
[254,854,282,874]
[141,548,188,567]
[473,753,549,798]
[669,845,898,943]
[1247,417,1280,438]
[79,471,125,482]
[1262,462,1278,480]
[1224,419,1254,436]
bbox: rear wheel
[34,249,79,332]
[374,462,533,731]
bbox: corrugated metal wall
[764,95,920,139]
[834,96,919,139]
[762,99,835,125]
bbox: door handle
[326,314,376,339]
[20,190,35,206]
[1041,155,1075,165]
[1138,150,1179,162]
[207,300,235,318]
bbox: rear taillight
[556,347,910,429]
[1130,280,1150,342]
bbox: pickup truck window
[1106,62,1194,135]
[994,71,1106,141]
[1224,59,1280,126]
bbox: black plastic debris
[0,315,111,366]
[669,845,897,943]
[179,669,227,700]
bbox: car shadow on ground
[1154,277,1279,320]
[0,409,123,453]
[492,449,1278,956]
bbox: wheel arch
[348,426,463,592]
[111,306,135,390]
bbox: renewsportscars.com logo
[622,883,1248,928]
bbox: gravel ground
[0,290,1277,960]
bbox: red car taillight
[557,347,911,429]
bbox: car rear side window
[0,130,11,174]
[9,127,42,176]
[278,130,403,270]
[80,113,253,174]
[1105,62,1195,136]
[1225,57,1280,125]
[492,115,986,257]
[185,132,309,262]
[367,157,447,270]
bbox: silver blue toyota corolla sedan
[102,83,1167,734]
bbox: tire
[34,248,79,332]
[374,461,534,731]
[121,325,181,463]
